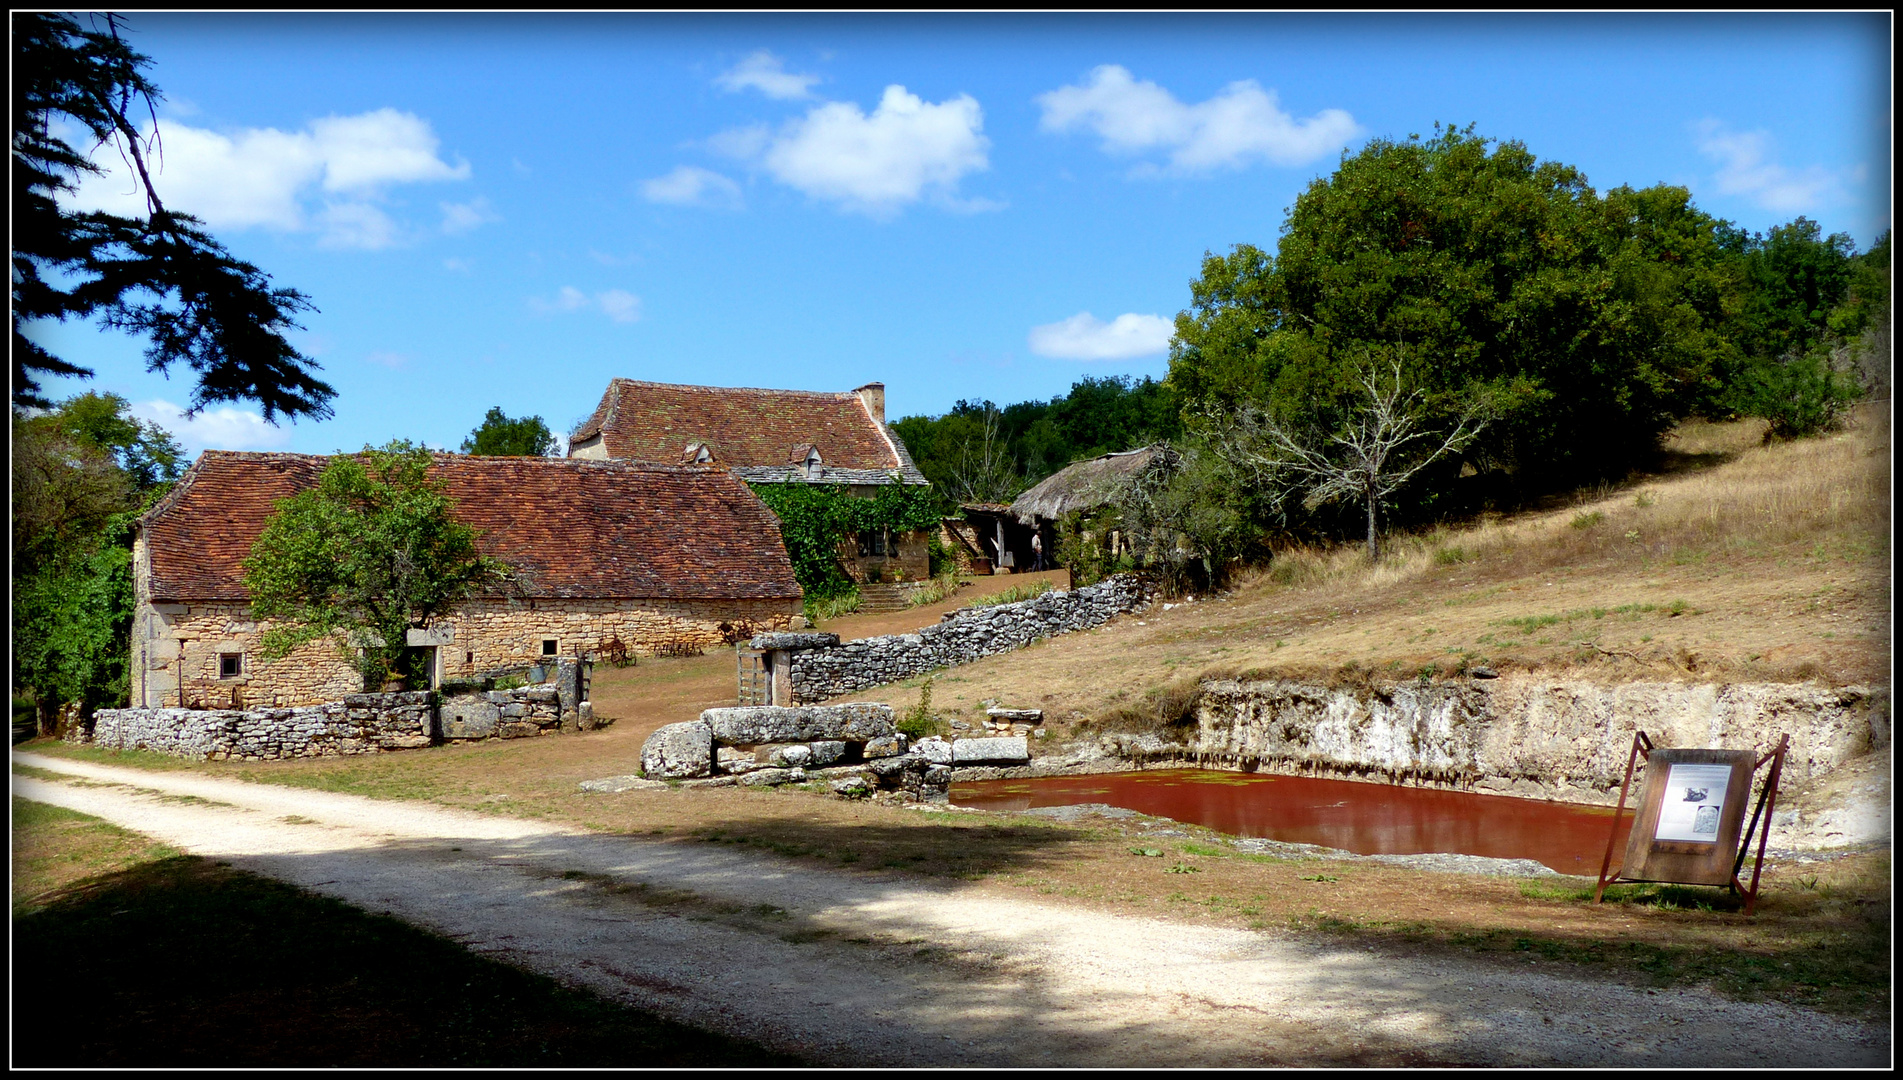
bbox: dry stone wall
[74,683,602,762]
[774,574,1148,703]
[1183,676,1889,804]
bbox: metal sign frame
[1593,731,1789,915]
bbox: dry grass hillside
[845,405,1891,735]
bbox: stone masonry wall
[131,595,798,709]
[76,683,601,762]
[780,574,1148,703]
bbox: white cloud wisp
[131,399,293,454]
[62,108,471,249]
[530,286,642,324]
[641,165,744,209]
[1028,312,1174,361]
[715,50,820,100]
[1694,119,1852,214]
[1037,65,1359,174]
[717,85,991,216]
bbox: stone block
[748,632,841,651]
[914,736,953,765]
[578,775,669,793]
[831,775,871,798]
[526,686,560,704]
[863,733,909,759]
[701,703,895,744]
[498,722,542,739]
[952,736,1030,764]
[807,740,846,767]
[739,767,806,787]
[866,753,920,780]
[440,697,499,740]
[500,703,529,718]
[766,744,813,767]
[641,721,714,779]
[986,708,1043,723]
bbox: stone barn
[129,451,803,709]
[568,378,933,583]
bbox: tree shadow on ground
[11,855,804,1068]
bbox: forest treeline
[896,127,1889,572]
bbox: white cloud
[719,85,989,216]
[530,287,642,324]
[715,50,820,100]
[61,108,470,248]
[131,399,293,454]
[315,201,401,250]
[440,196,499,234]
[1037,65,1359,174]
[1028,312,1174,361]
[443,257,474,274]
[1694,119,1850,214]
[364,351,411,370]
[640,165,744,209]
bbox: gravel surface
[13,751,1888,1068]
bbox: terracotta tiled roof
[572,379,927,484]
[141,451,801,603]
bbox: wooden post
[1594,730,1652,904]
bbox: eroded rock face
[702,703,895,744]
[863,733,909,759]
[641,720,714,779]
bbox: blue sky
[28,12,1892,458]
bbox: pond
[950,768,1634,875]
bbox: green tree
[11,393,176,734]
[1170,124,1743,496]
[461,406,557,457]
[12,12,335,420]
[241,443,510,690]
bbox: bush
[1733,349,1863,442]
[897,677,944,739]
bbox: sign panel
[1654,762,1735,842]
[1619,748,1757,887]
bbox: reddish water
[950,769,1633,875]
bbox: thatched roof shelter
[1009,445,1180,525]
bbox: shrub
[897,677,944,739]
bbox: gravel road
[12,751,1887,1068]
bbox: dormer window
[683,441,715,464]
[799,445,823,479]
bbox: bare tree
[1210,355,1487,561]
[948,402,1020,505]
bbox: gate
[736,646,769,705]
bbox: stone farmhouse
[569,378,933,583]
[130,451,802,709]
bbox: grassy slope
[848,409,1891,735]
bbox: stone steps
[856,583,916,613]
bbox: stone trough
[639,704,1031,802]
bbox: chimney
[854,382,886,425]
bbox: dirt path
[12,752,1884,1067]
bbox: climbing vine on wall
[748,481,940,601]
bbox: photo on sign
[1655,762,1734,842]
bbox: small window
[465,651,474,665]
[219,653,243,679]
[541,639,558,657]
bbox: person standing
[1030,530,1045,572]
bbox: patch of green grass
[1570,510,1605,530]
[1179,842,1229,857]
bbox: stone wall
[638,704,1031,802]
[79,691,434,761]
[774,574,1148,703]
[1180,676,1890,804]
[75,683,603,762]
[130,591,798,709]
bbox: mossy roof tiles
[572,378,926,483]
[141,451,801,603]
